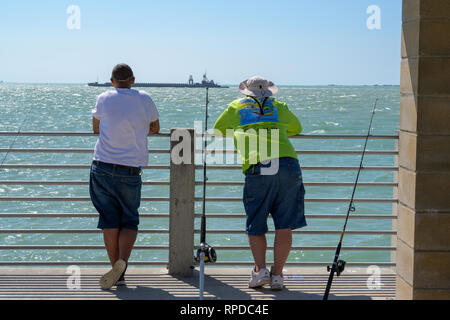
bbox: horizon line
[0,82,401,87]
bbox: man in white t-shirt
[89,63,160,289]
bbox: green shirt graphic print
[213,97,302,174]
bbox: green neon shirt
[213,97,302,174]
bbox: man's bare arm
[93,117,100,134]
[149,120,160,135]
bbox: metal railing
[0,130,398,272]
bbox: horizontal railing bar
[294,134,398,140]
[302,182,397,187]
[197,166,398,171]
[0,213,397,219]
[208,262,397,267]
[0,181,170,186]
[0,197,397,203]
[0,148,170,154]
[0,245,395,251]
[0,132,398,140]
[0,213,170,218]
[0,132,172,137]
[0,245,169,250]
[0,229,396,235]
[0,148,397,156]
[0,261,395,267]
[0,181,397,187]
[0,261,169,266]
[298,150,397,155]
[193,198,397,203]
[193,214,397,220]
[197,150,398,155]
[196,182,398,187]
[304,150,397,155]
[0,230,169,234]
[0,164,170,170]
[193,230,396,235]
[199,133,399,140]
[0,197,170,202]
[0,164,397,171]
[193,246,396,251]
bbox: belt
[93,161,142,175]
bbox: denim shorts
[243,157,307,236]
[89,161,142,232]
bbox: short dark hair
[111,63,134,82]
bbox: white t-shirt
[92,88,159,167]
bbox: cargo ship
[88,73,228,88]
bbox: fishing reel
[195,243,217,264]
[327,260,346,277]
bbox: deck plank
[0,267,396,300]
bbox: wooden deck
[0,267,396,300]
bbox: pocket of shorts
[287,161,301,178]
[91,166,106,177]
[297,183,306,217]
[299,181,306,198]
[120,177,142,186]
[244,175,266,200]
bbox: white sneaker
[248,267,271,288]
[270,268,284,290]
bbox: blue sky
[0,0,402,85]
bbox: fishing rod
[0,109,31,170]
[195,87,217,300]
[323,98,379,301]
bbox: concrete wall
[397,0,450,299]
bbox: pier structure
[0,0,448,300]
[0,131,398,299]
[397,0,450,299]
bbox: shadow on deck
[0,268,396,300]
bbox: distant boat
[88,73,228,88]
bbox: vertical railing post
[168,128,195,277]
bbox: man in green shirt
[213,76,307,290]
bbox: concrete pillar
[397,0,450,299]
[168,128,195,277]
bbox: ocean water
[0,84,399,267]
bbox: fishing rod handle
[323,266,335,300]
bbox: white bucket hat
[239,76,278,98]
